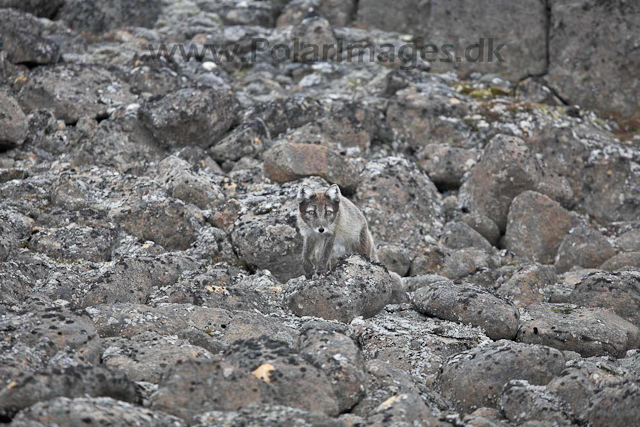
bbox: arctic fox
[297,184,377,279]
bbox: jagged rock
[264,142,359,193]
[10,397,185,427]
[600,251,640,271]
[355,157,444,251]
[71,118,164,174]
[285,255,394,323]
[440,221,493,251]
[0,307,102,371]
[505,191,575,263]
[148,266,282,314]
[19,64,134,124]
[555,226,616,273]
[222,311,299,346]
[140,88,239,150]
[351,360,422,417]
[549,0,640,120]
[0,91,28,151]
[517,303,640,357]
[499,380,572,426]
[59,0,163,32]
[413,279,519,340]
[567,270,640,329]
[299,328,366,412]
[0,9,60,65]
[439,340,565,412]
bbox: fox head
[297,184,341,235]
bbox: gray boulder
[585,383,640,427]
[19,64,134,124]
[0,366,137,420]
[10,397,185,427]
[460,213,501,247]
[417,144,480,190]
[517,303,640,357]
[459,134,573,232]
[439,340,565,412]
[505,191,575,264]
[413,279,519,340]
[568,270,640,329]
[495,263,557,308]
[355,157,444,251]
[192,403,346,427]
[299,328,366,412]
[0,9,60,65]
[158,156,225,211]
[140,88,239,150]
[285,255,395,323]
[0,91,28,151]
[440,221,493,252]
[618,229,640,252]
[600,251,640,271]
[555,226,616,274]
[102,333,214,384]
[264,142,359,194]
[27,225,119,263]
[151,337,340,422]
[499,380,572,426]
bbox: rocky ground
[1,0,640,426]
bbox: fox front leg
[316,235,336,276]
[302,238,315,280]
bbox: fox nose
[318,228,325,233]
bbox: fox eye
[326,210,333,216]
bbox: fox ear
[297,185,314,202]
[326,184,341,202]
